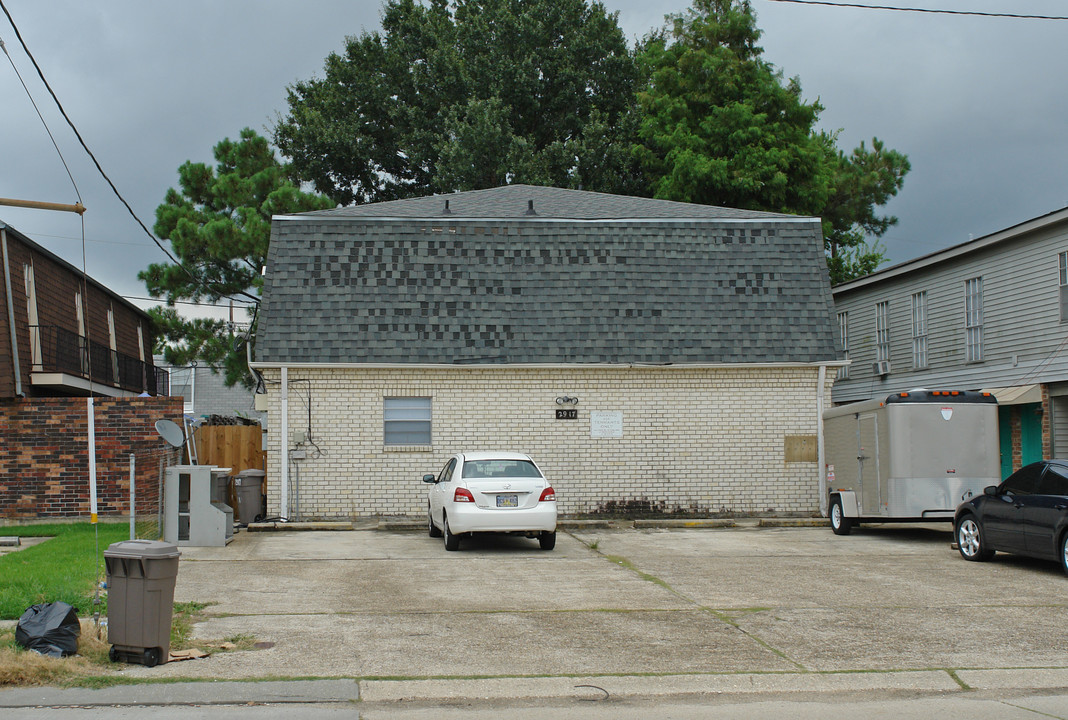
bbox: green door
[1021,404,1043,466]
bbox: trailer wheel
[829,497,852,536]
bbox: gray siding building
[832,207,1068,475]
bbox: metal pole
[129,453,136,540]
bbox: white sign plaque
[590,410,623,438]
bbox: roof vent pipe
[524,200,537,216]
[442,199,452,215]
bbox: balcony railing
[32,325,169,396]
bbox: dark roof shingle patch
[258,185,838,366]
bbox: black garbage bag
[15,602,81,658]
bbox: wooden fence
[193,424,265,476]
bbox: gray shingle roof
[257,186,839,365]
[301,184,801,221]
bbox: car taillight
[539,486,556,502]
[453,487,475,503]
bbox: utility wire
[0,0,260,305]
[123,295,258,307]
[766,0,1068,20]
[0,0,183,266]
[0,35,81,203]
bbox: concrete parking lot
[104,522,1068,701]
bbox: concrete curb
[3,668,1067,708]
[360,670,962,702]
[0,679,360,708]
[245,517,829,533]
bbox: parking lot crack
[583,540,809,672]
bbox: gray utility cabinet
[824,390,1001,533]
[163,465,234,547]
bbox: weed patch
[0,620,110,687]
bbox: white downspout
[280,366,289,519]
[817,364,828,517]
[1,227,23,397]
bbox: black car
[955,459,1068,574]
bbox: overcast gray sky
[1,0,1066,321]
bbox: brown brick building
[0,221,181,519]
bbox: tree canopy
[148,0,912,385]
[273,0,645,205]
[141,128,332,387]
[636,0,909,283]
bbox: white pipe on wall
[817,364,828,517]
[280,366,289,519]
[1,228,23,397]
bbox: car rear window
[462,460,543,479]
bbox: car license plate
[497,494,518,508]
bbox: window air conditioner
[872,360,891,376]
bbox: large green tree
[274,0,644,205]
[141,128,332,387]
[636,0,909,284]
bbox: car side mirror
[422,474,437,484]
[983,485,999,496]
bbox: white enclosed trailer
[824,390,1000,535]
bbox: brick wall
[260,366,831,520]
[0,396,184,519]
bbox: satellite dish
[155,419,186,448]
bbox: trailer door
[858,413,881,515]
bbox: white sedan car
[424,452,557,551]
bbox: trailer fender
[833,491,860,518]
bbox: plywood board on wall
[784,435,818,463]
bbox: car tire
[428,505,442,538]
[538,531,556,551]
[829,497,852,536]
[1060,532,1068,577]
[957,515,994,561]
[443,515,460,551]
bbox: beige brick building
[253,186,843,521]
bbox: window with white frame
[384,397,432,445]
[965,277,984,362]
[876,301,890,363]
[1059,251,1068,322]
[837,311,849,379]
[911,291,928,369]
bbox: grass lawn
[0,523,131,619]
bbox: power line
[0,0,260,306]
[0,36,80,203]
[0,0,183,266]
[123,295,258,308]
[766,0,1068,20]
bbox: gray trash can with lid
[104,539,180,667]
[234,469,266,525]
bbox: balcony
[29,325,169,397]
